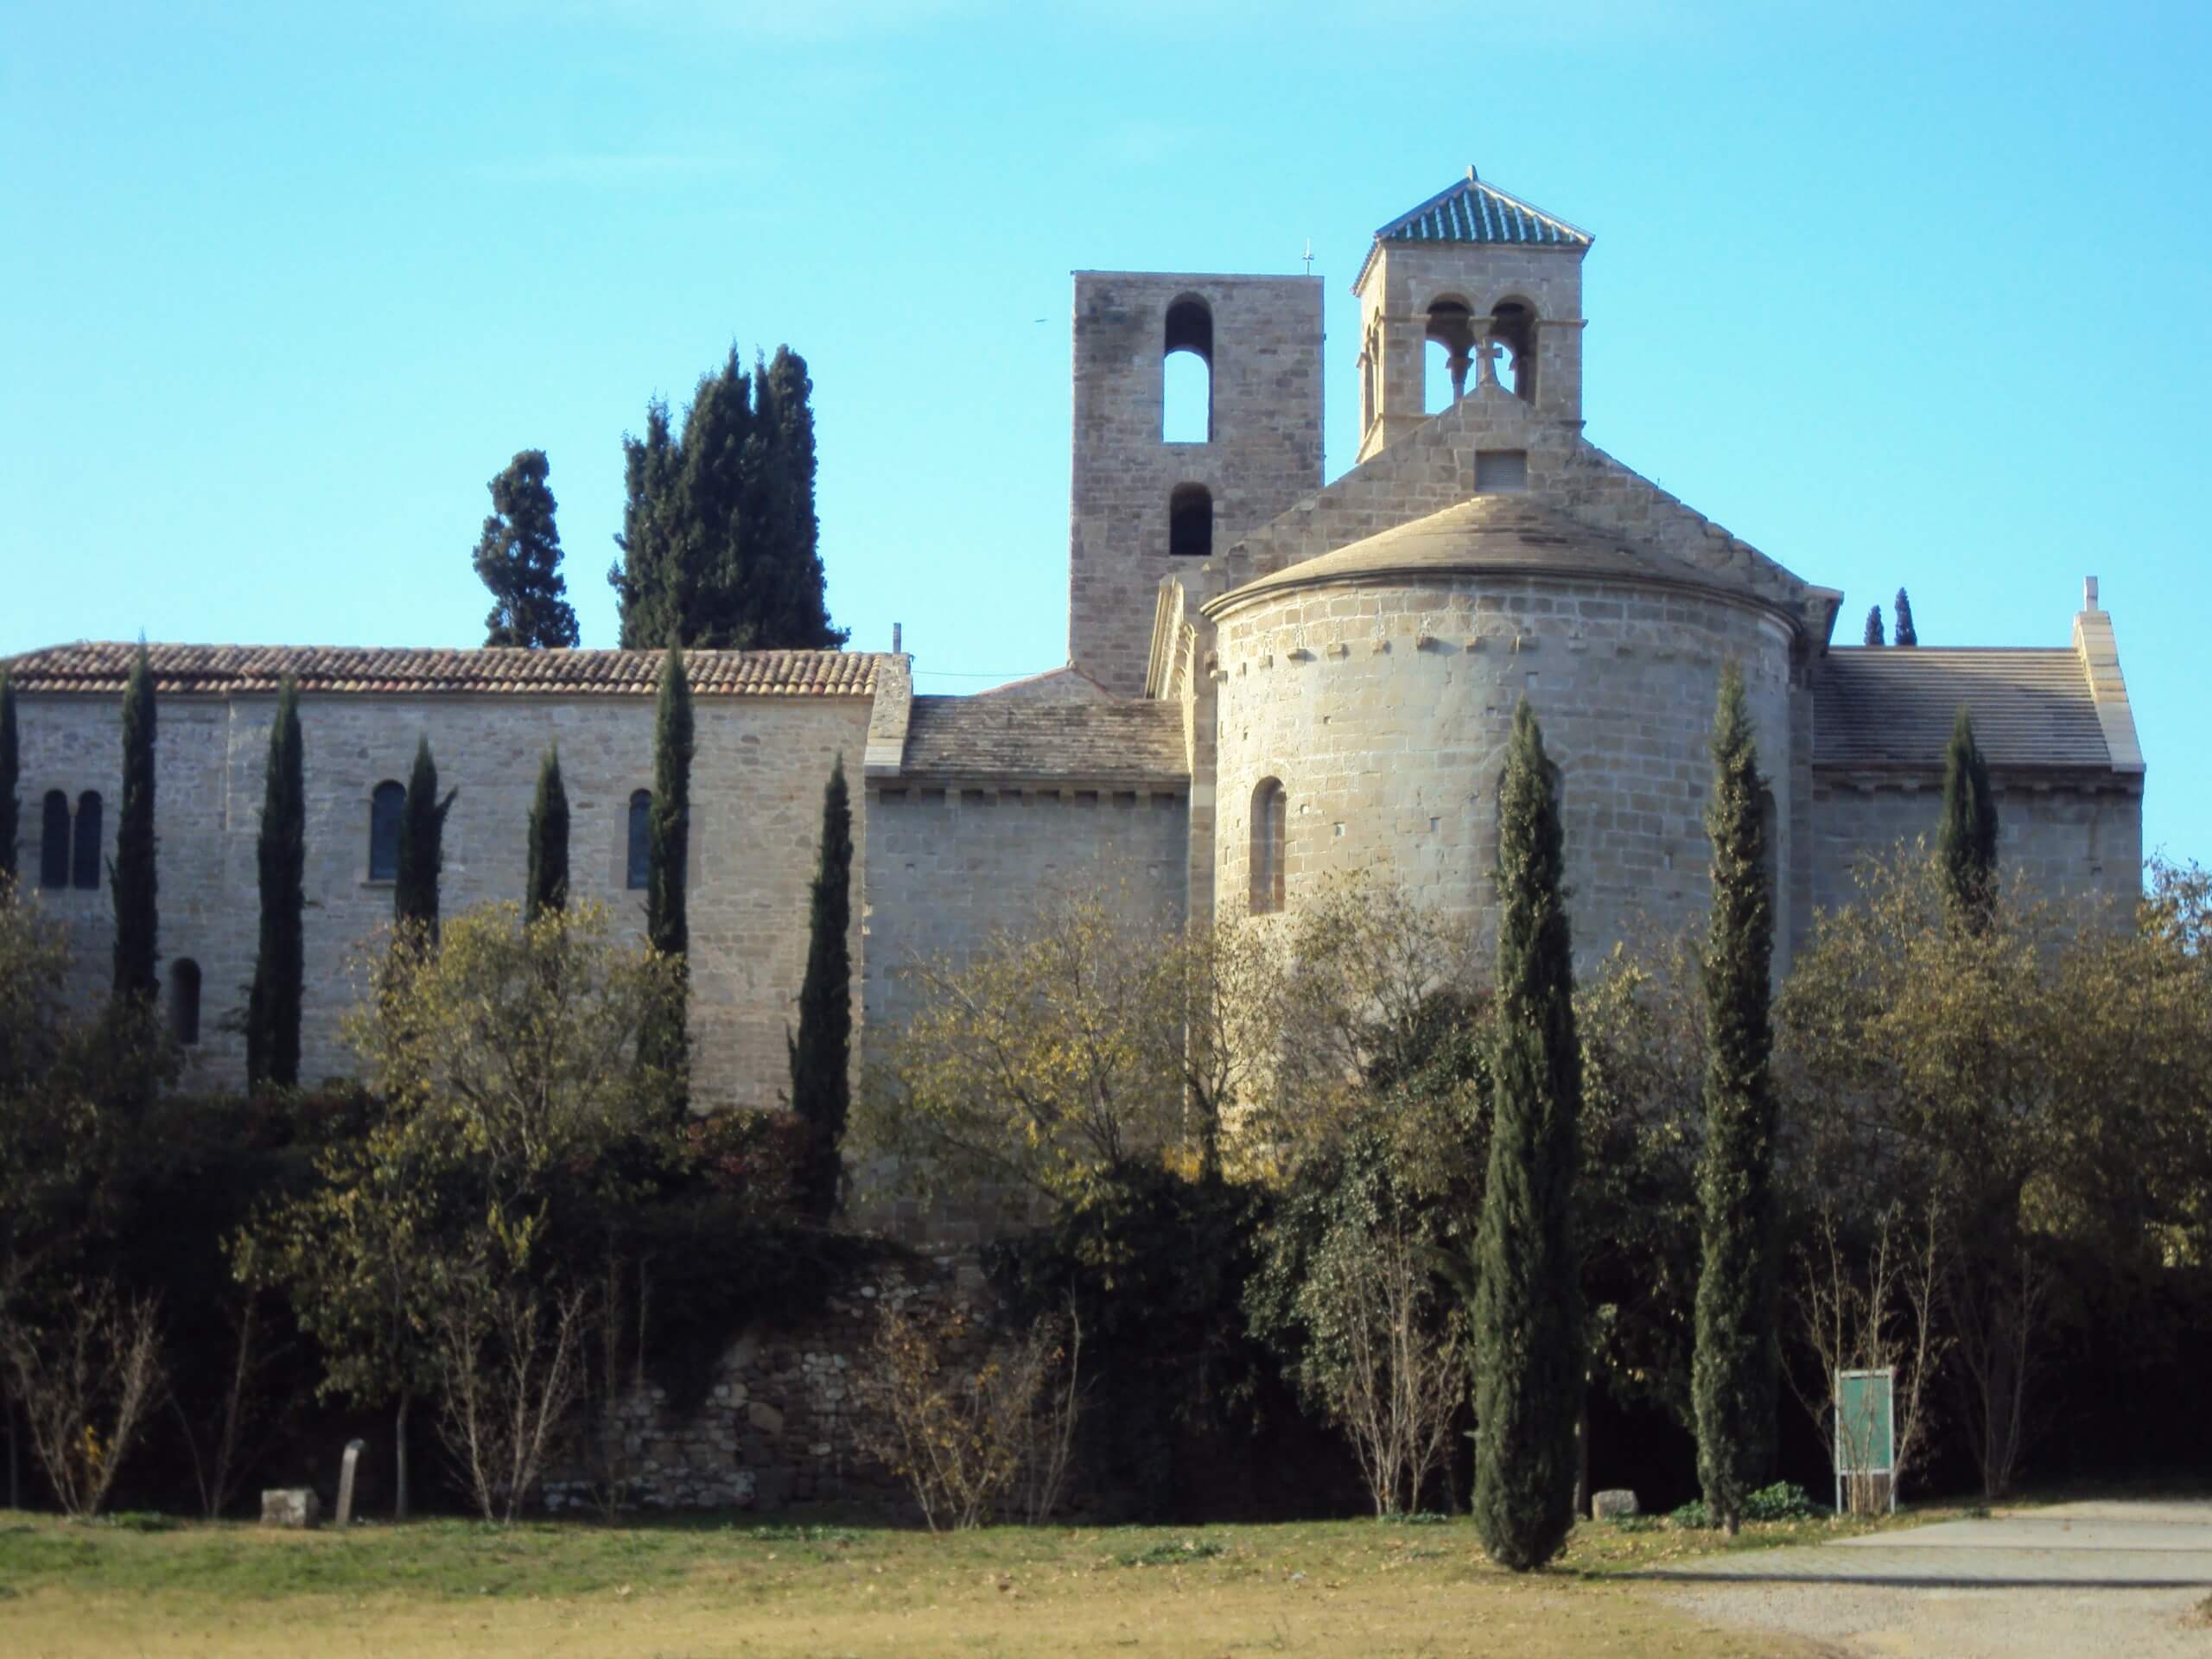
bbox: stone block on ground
[1593,1489,1639,1521]
[260,1487,321,1529]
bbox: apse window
[1249,778,1287,915]
[1475,450,1528,493]
[367,780,404,881]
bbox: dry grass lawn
[0,1508,1887,1657]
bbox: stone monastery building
[5,170,2145,1111]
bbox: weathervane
[1301,238,1313,276]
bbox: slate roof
[899,696,1187,785]
[0,643,888,698]
[1815,649,2118,773]
[1208,495,1776,616]
[1375,168,1592,249]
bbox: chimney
[2082,576,2100,613]
[892,621,903,653]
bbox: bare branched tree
[1946,1227,2047,1500]
[170,1286,283,1519]
[1312,1224,1466,1516]
[432,1281,591,1523]
[1787,1201,1948,1512]
[3,1283,167,1518]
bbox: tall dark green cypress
[247,677,306,1089]
[1862,606,1885,646]
[475,449,580,649]
[111,643,159,1002]
[1693,663,1780,1535]
[789,755,853,1220]
[0,670,17,887]
[607,346,846,651]
[1893,588,1918,647]
[1471,700,1583,1571]
[640,645,693,1082]
[525,744,569,918]
[1938,706,1999,930]
[393,737,454,934]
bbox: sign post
[1834,1367,1896,1515]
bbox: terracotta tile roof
[0,642,887,698]
[899,696,1188,785]
[1815,648,2116,772]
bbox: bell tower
[1352,167,1592,464]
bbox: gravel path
[1644,1500,2212,1658]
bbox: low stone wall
[543,1249,997,1515]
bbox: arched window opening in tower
[169,958,201,1046]
[72,791,103,890]
[1424,297,1476,412]
[627,790,652,891]
[1249,778,1287,916]
[1169,484,1213,557]
[1161,296,1213,443]
[367,780,404,881]
[1489,299,1538,403]
[39,791,69,889]
[1359,336,1377,431]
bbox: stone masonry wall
[12,689,873,1112]
[1207,571,1796,972]
[543,1251,995,1515]
[1069,272,1324,696]
[1808,776,2144,921]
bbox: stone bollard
[260,1488,322,1529]
[334,1440,365,1529]
[1592,1489,1640,1521]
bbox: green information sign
[1834,1368,1896,1513]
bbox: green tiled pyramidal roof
[1375,167,1592,250]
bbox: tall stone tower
[1068,272,1324,696]
[1351,168,1591,464]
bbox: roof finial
[1467,163,1479,184]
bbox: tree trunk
[1575,1392,1591,1519]
[5,1389,18,1512]
[395,1391,411,1522]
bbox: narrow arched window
[72,791,103,890]
[39,791,70,889]
[1249,778,1287,916]
[367,780,404,880]
[1162,296,1213,444]
[1490,299,1537,403]
[168,959,201,1046]
[1425,297,1474,412]
[626,790,652,890]
[1169,484,1213,557]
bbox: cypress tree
[1938,706,1999,931]
[474,449,580,649]
[639,645,693,1082]
[111,643,159,1002]
[1893,588,1918,647]
[607,347,846,651]
[0,670,17,888]
[1862,606,1885,646]
[789,754,853,1220]
[1471,700,1583,1571]
[393,737,454,934]
[525,744,569,919]
[1693,663,1780,1536]
[247,677,306,1089]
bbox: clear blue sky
[3,2,2205,865]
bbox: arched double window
[1162,295,1213,444]
[1168,483,1213,557]
[367,780,405,880]
[39,791,69,889]
[626,790,652,890]
[1249,778,1287,916]
[168,959,201,1046]
[71,791,103,890]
